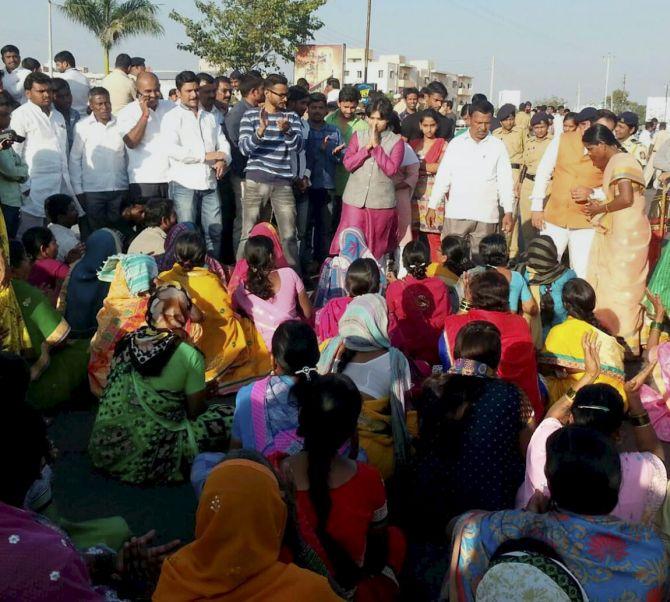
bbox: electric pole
[665,82,669,123]
[489,55,495,103]
[363,0,372,84]
[603,53,613,110]
[576,82,581,110]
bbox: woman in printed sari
[315,257,380,343]
[540,278,626,406]
[9,240,89,411]
[157,221,228,285]
[579,124,651,355]
[318,293,411,480]
[313,226,379,309]
[88,254,158,397]
[158,231,270,395]
[227,222,287,293]
[89,283,234,484]
[447,426,668,602]
[410,109,448,262]
[59,228,123,339]
[441,270,543,419]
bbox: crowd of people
[2,41,670,600]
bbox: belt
[511,163,521,169]
[525,173,535,181]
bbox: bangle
[604,204,609,214]
[650,320,664,331]
[565,387,577,401]
[459,300,472,311]
[629,411,651,427]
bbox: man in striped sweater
[237,74,304,268]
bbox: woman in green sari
[89,282,233,485]
[8,240,89,410]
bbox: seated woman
[154,454,340,601]
[88,254,158,397]
[412,321,534,538]
[319,293,411,480]
[518,333,666,524]
[426,234,472,288]
[22,226,72,305]
[89,283,234,484]
[466,234,537,316]
[230,320,320,455]
[522,235,577,346]
[227,222,288,293]
[386,240,450,367]
[233,235,312,351]
[158,221,228,285]
[59,228,123,339]
[9,240,89,411]
[158,231,270,394]
[314,226,379,309]
[278,373,405,599]
[540,278,626,405]
[441,270,543,419]
[315,257,380,343]
[447,426,667,601]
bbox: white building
[342,48,472,106]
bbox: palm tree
[59,0,164,74]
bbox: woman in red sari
[410,109,448,262]
[386,240,450,367]
[440,269,543,419]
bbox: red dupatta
[410,137,447,169]
[443,309,543,419]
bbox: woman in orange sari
[580,124,651,355]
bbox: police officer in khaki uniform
[514,111,553,254]
[515,101,532,136]
[614,111,647,167]
[494,103,525,254]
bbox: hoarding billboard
[294,44,346,91]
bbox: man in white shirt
[11,72,76,236]
[427,99,515,260]
[117,72,172,202]
[54,50,90,115]
[70,87,128,231]
[325,77,341,105]
[46,193,83,262]
[161,70,231,258]
[1,44,30,104]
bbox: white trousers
[541,222,595,279]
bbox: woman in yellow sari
[158,230,270,394]
[540,278,626,405]
[580,124,651,355]
[0,205,30,355]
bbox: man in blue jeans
[237,74,304,268]
[160,70,230,258]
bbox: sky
[2,0,669,106]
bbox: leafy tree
[534,96,568,108]
[60,0,164,74]
[170,0,326,73]
[605,89,646,124]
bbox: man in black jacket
[401,81,455,141]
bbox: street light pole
[48,0,53,74]
[603,53,613,110]
[363,0,372,84]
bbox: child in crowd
[233,235,312,350]
[45,194,84,263]
[386,240,450,367]
[22,226,76,305]
[304,92,344,272]
[410,109,448,262]
[315,257,381,342]
[127,197,177,255]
